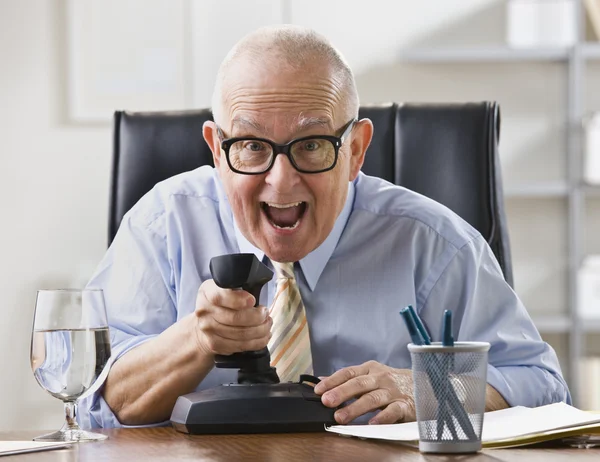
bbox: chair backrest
[110,102,513,286]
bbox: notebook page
[325,402,600,443]
[0,441,71,457]
[482,402,600,442]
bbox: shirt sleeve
[418,235,571,407]
[78,205,177,428]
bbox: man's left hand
[313,360,415,425]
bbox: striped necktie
[268,261,313,382]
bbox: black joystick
[210,254,279,384]
[170,253,337,434]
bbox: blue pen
[439,309,457,439]
[399,307,424,345]
[442,310,454,347]
[436,307,476,440]
[407,305,431,345]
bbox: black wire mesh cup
[408,342,490,453]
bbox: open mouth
[261,201,307,230]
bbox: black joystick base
[170,254,337,434]
[171,374,336,434]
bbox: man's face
[204,58,370,263]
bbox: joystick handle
[209,254,279,383]
[209,254,273,305]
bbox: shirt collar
[233,181,355,291]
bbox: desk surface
[1,428,599,461]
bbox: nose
[264,153,301,191]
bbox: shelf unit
[399,0,599,405]
[505,182,569,198]
[398,41,600,63]
[399,47,569,63]
[531,314,572,334]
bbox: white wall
[0,1,112,429]
[0,0,580,431]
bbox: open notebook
[326,402,600,449]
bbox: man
[79,25,570,428]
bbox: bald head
[211,25,359,125]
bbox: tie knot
[272,261,295,281]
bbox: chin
[265,247,309,264]
[263,236,318,263]
[257,225,309,264]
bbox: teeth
[265,201,303,209]
[272,220,300,230]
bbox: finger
[313,362,372,395]
[320,373,379,408]
[200,280,256,310]
[211,316,273,341]
[201,330,272,356]
[369,400,415,425]
[333,388,393,424]
[212,305,270,328]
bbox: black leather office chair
[109,102,513,286]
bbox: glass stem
[64,402,80,430]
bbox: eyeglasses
[217,118,357,175]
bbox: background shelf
[532,314,572,333]
[505,182,569,198]
[400,46,569,63]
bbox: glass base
[32,401,107,443]
[34,428,107,443]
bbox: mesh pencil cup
[408,341,490,453]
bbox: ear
[348,118,373,181]
[203,121,223,168]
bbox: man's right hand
[194,279,273,356]
[103,280,273,425]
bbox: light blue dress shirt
[78,166,570,428]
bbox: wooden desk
[1,428,598,461]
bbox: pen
[442,310,454,347]
[399,307,424,345]
[407,305,431,345]
[439,309,456,439]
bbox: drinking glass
[30,289,111,442]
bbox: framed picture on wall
[66,0,287,122]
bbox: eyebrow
[230,116,333,137]
[294,116,332,131]
[231,117,269,135]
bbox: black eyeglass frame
[217,118,357,175]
